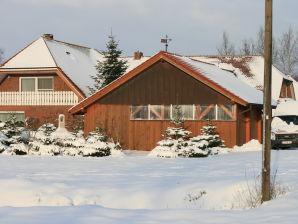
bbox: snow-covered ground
[0,149,297,223]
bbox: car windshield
[277,116,298,125]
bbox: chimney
[43,34,54,40]
[134,51,143,60]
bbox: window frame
[0,111,25,122]
[19,77,54,92]
[130,104,236,121]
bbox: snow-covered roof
[190,55,295,100]
[0,37,103,96]
[121,56,150,73]
[0,36,147,97]
[1,35,293,101]
[168,54,264,105]
[45,39,104,96]
[274,100,298,116]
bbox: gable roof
[69,51,264,115]
[189,55,296,100]
[0,36,150,98]
[0,36,104,97]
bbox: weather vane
[161,35,172,52]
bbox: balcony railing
[0,91,79,106]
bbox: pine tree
[200,122,225,148]
[88,35,128,94]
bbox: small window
[38,78,53,91]
[0,112,25,122]
[21,78,35,92]
[130,105,148,120]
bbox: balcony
[0,91,79,106]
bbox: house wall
[83,61,257,150]
[237,105,262,146]
[85,104,238,150]
[0,105,74,128]
[0,72,77,128]
[0,74,72,91]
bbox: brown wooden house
[70,51,266,150]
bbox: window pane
[200,104,216,120]
[164,105,171,120]
[150,105,162,120]
[38,78,53,90]
[130,105,148,120]
[21,78,35,91]
[217,104,234,121]
[172,105,194,120]
[0,113,25,122]
[181,105,194,120]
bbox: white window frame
[19,77,54,92]
[0,111,25,121]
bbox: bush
[149,122,226,158]
[1,122,123,157]
[233,170,289,209]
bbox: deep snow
[0,149,298,223]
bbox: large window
[130,104,235,121]
[20,77,53,92]
[0,112,25,122]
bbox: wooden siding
[83,61,246,150]
[97,61,233,105]
[279,79,295,99]
[85,104,237,150]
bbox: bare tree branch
[0,49,4,63]
[217,31,235,55]
[276,27,298,77]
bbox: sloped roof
[190,55,295,100]
[0,36,149,97]
[0,36,104,96]
[45,39,104,96]
[1,37,56,68]
[172,55,264,105]
[70,51,265,114]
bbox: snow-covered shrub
[150,122,226,158]
[0,114,28,155]
[0,115,25,145]
[200,123,225,148]
[149,126,191,158]
[179,123,226,157]
[84,127,123,157]
[28,124,123,157]
[0,131,7,153]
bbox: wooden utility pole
[262,0,273,203]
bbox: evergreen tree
[88,35,128,94]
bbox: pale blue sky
[1,0,298,60]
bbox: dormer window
[20,77,53,92]
[280,79,296,99]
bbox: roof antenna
[161,35,172,52]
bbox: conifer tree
[88,35,128,94]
